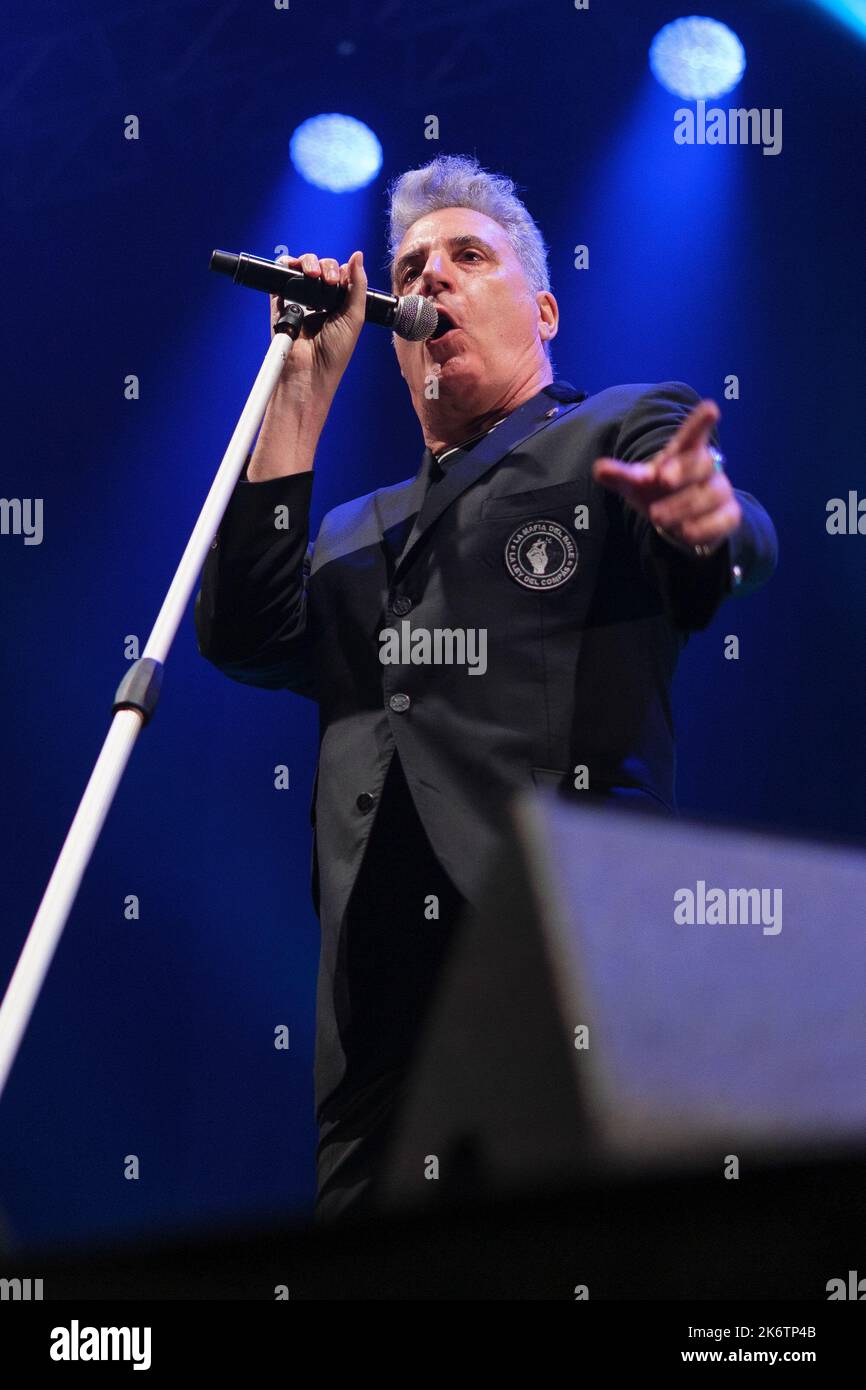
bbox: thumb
[345,249,367,318]
[593,457,658,493]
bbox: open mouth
[430,310,458,341]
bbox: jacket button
[356,791,377,813]
[392,595,412,615]
[389,693,411,713]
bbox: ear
[536,290,559,344]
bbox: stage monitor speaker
[380,795,866,1212]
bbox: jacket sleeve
[612,381,779,632]
[194,461,318,698]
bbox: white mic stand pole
[0,300,306,1103]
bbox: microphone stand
[0,300,307,1102]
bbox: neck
[418,363,554,455]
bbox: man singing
[195,154,778,1224]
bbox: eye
[401,265,418,285]
[460,249,482,262]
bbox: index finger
[658,399,720,462]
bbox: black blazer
[196,376,777,943]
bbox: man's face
[390,206,556,407]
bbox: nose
[419,252,454,295]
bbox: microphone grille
[393,294,439,341]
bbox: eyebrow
[391,234,499,287]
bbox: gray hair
[386,154,554,360]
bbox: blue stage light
[809,0,866,42]
[290,114,382,193]
[650,16,746,100]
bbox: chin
[427,353,482,395]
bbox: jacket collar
[392,380,585,580]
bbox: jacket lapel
[392,390,584,581]
[377,459,433,572]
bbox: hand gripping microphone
[209,249,440,342]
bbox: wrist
[270,373,333,433]
[652,521,722,560]
[247,381,330,481]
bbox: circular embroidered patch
[505,519,578,590]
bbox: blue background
[1,0,864,1249]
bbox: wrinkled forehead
[390,206,517,282]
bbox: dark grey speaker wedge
[380,795,866,1212]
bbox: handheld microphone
[209,249,440,342]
